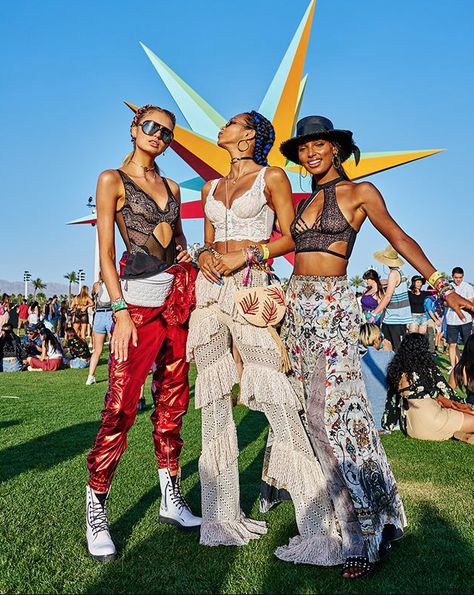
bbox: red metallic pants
[87,304,190,493]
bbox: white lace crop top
[204,167,275,242]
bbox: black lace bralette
[290,177,358,260]
[116,170,180,266]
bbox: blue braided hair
[243,111,275,166]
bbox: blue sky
[1,0,473,290]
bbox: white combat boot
[86,485,116,562]
[158,468,202,530]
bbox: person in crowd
[64,325,91,368]
[17,299,29,332]
[370,246,412,351]
[445,267,474,371]
[27,326,63,371]
[407,275,430,334]
[86,104,201,563]
[384,333,474,443]
[189,111,344,565]
[449,333,474,406]
[21,323,43,357]
[424,293,443,353]
[85,272,113,385]
[58,300,69,338]
[278,114,473,578]
[0,323,26,372]
[0,294,11,327]
[71,287,94,340]
[43,295,60,333]
[359,323,394,431]
[361,269,385,326]
[28,301,40,325]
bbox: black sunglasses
[139,120,174,144]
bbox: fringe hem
[199,422,238,476]
[275,534,344,566]
[200,514,268,547]
[194,352,239,409]
[266,441,328,495]
[240,363,301,411]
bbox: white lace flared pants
[187,272,343,565]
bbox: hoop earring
[238,139,250,152]
[332,152,341,169]
[299,165,308,179]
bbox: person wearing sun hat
[370,244,412,350]
[275,114,474,579]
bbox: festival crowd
[2,105,474,580]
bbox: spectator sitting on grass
[64,326,91,369]
[27,327,63,372]
[359,323,394,431]
[22,323,43,357]
[384,333,474,443]
[449,333,474,406]
[0,323,26,372]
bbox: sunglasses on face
[139,120,174,144]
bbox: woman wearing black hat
[408,275,430,334]
[279,115,474,578]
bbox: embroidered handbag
[233,252,290,372]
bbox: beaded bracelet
[194,245,213,260]
[435,279,455,301]
[247,244,264,264]
[111,297,128,313]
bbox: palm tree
[32,278,46,297]
[350,275,364,291]
[64,271,78,304]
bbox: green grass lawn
[1,354,473,595]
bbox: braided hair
[122,104,176,167]
[243,111,275,166]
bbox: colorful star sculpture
[69,0,442,267]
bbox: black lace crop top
[290,177,358,260]
[115,170,180,267]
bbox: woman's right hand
[110,309,138,363]
[198,251,223,284]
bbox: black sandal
[341,556,374,579]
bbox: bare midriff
[213,238,269,255]
[293,250,349,277]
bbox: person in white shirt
[445,267,474,370]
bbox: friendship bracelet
[111,297,128,313]
[428,271,444,288]
[248,244,264,264]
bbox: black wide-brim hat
[280,115,360,165]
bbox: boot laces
[170,479,191,513]
[88,500,110,536]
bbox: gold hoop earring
[299,165,308,179]
[238,139,250,152]
[332,152,341,169]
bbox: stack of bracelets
[111,297,128,313]
[428,271,455,301]
[195,243,270,267]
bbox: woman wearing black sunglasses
[85,104,201,563]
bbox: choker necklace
[131,159,156,173]
[230,156,254,164]
[313,175,343,193]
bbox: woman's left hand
[176,245,192,263]
[214,250,246,276]
[444,292,474,321]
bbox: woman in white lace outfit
[187,111,344,565]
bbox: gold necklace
[130,159,157,179]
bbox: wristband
[248,244,264,264]
[111,297,128,313]
[259,243,270,261]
